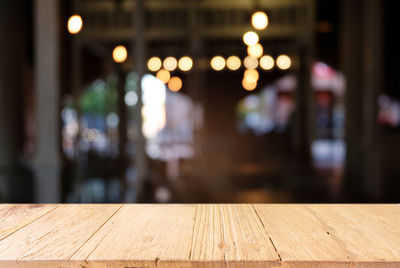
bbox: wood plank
[352,204,400,230]
[72,204,195,267]
[0,204,399,267]
[190,204,280,267]
[351,204,400,216]
[190,204,225,264]
[0,204,121,268]
[307,204,400,266]
[253,204,350,267]
[0,204,58,241]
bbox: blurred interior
[1,0,399,203]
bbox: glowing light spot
[244,69,259,83]
[154,186,171,202]
[178,56,193,72]
[168,76,183,92]
[163,57,177,71]
[67,15,83,34]
[247,43,263,58]
[243,31,259,46]
[244,56,258,69]
[226,56,241,71]
[210,56,226,71]
[276,54,292,70]
[260,55,274,70]
[106,113,119,128]
[141,74,166,139]
[112,45,127,63]
[242,78,257,91]
[125,91,138,106]
[84,128,100,142]
[156,69,170,84]
[252,11,268,30]
[147,57,162,72]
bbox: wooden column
[116,66,128,201]
[341,0,383,200]
[132,0,147,200]
[34,0,61,202]
[362,0,383,200]
[70,0,82,190]
[0,1,25,201]
[187,0,206,157]
[341,0,364,198]
[293,0,315,170]
[294,46,313,167]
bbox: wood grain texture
[306,204,400,267]
[73,204,196,268]
[190,204,280,267]
[0,204,399,267]
[253,204,350,268]
[352,204,400,231]
[0,204,58,241]
[0,204,121,268]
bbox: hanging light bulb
[244,69,259,83]
[259,55,274,70]
[226,56,241,71]
[243,31,259,46]
[168,76,183,92]
[112,45,127,63]
[178,56,193,72]
[147,57,162,72]
[156,69,170,84]
[163,57,178,71]
[210,56,226,71]
[247,43,263,58]
[251,11,269,30]
[276,54,292,70]
[242,78,257,91]
[67,14,83,34]
[244,56,258,69]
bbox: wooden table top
[0,204,399,267]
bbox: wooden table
[0,204,399,267]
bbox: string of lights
[67,11,292,93]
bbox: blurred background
[0,0,399,203]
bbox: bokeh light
[168,76,183,92]
[210,56,226,71]
[243,31,259,46]
[251,11,269,30]
[259,55,274,70]
[242,78,257,91]
[247,43,263,58]
[67,15,83,34]
[244,69,259,83]
[244,56,258,69]
[141,74,166,139]
[124,91,138,106]
[106,113,119,128]
[178,56,193,72]
[147,57,162,72]
[112,45,127,63]
[156,69,170,84]
[276,54,292,70]
[163,57,178,71]
[226,56,241,71]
